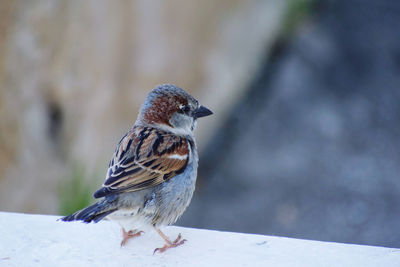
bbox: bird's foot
[120,228,144,247]
[153,233,187,254]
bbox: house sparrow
[61,84,212,253]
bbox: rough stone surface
[1,212,400,267]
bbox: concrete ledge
[0,212,399,266]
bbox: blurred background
[1,0,399,248]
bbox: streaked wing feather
[94,126,190,198]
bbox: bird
[61,84,213,253]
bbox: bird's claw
[120,229,144,247]
[153,233,187,254]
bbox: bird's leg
[153,227,187,254]
[120,228,144,247]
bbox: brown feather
[99,125,190,196]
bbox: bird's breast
[151,151,198,226]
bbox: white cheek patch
[155,122,193,137]
[168,154,188,160]
[191,120,198,131]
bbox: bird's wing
[93,126,191,198]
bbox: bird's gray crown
[143,84,196,109]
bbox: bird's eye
[179,104,190,114]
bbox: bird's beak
[193,105,213,118]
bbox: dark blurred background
[1,0,399,248]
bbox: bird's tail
[60,200,117,223]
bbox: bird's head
[137,84,213,136]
